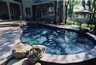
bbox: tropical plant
[68,0,81,18]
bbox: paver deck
[0,27,22,64]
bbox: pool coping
[39,24,96,64]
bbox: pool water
[21,24,94,55]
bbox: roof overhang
[32,1,53,6]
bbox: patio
[0,21,96,65]
[0,26,22,65]
[0,0,95,65]
[1,22,96,65]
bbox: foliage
[15,20,27,26]
[68,0,81,17]
[87,0,92,11]
[90,0,96,23]
[66,21,95,29]
[82,0,86,10]
[67,0,96,25]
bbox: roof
[74,10,92,15]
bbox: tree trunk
[92,0,96,33]
[65,1,68,24]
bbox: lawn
[66,20,95,29]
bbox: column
[19,4,23,19]
[30,6,33,18]
[58,1,63,24]
[53,1,57,24]
[7,2,11,20]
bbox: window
[25,8,31,15]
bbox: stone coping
[40,24,96,64]
[40,47,96,64]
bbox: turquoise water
[21,25,94,55]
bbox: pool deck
[0,23,96,65]
[0,26,22,65]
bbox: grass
[66,20,95,29]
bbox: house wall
[0,0,22,19]
[21,0,55,19]
[0,0,66,23]
[22,0,33,18]
[0,2,8,15]
[1,0,21,3]
[10,3,20,19]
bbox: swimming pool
[20,23,95,55]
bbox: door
[36,8,43,19]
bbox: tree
[68,0,81,18]
[87,0,92,11]
[82,0,86,10]
[90,0,96,33]
[68,0,73,17]
[65,0,69,24]
[91,0,96,22]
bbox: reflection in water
[21,25,94,55]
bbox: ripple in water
[21,26,94,55]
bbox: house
[0,0,66,24]
[0,0,22,19]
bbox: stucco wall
[22,0,33,18]
[21,0,56,19]
[0,0,66,20]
